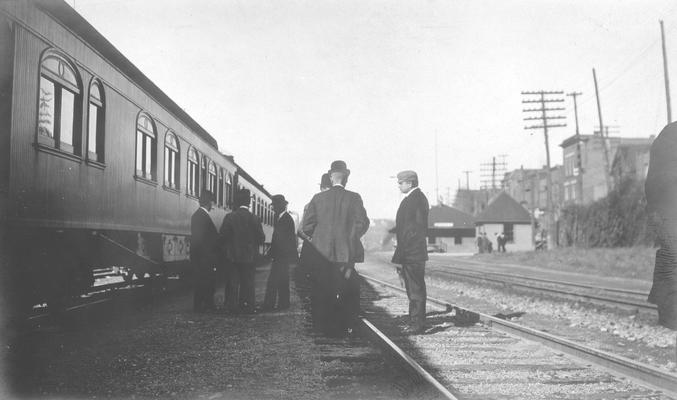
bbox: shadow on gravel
[292,265,451,400]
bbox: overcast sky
[68,0,677,218]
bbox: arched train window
[87,79,105,162]
[164,132,180,190]
[38,52,81,154]
[135,113,156,181]
[187,147,199,196]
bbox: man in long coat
[646,122,677,330]
[220,189,265,314]
[190,190,219,312]
[390,170,429,334]
[262,194,298,310]
[301,160,369,336]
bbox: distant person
[497,232,507,253]
[645,122,677,330]
[220,189,265,314]
[483,232,493,253]
[190,190,219,312]
[301,161,370,337]
[476,235,485,254]
[389,170,430,334]
[262,195,298,311]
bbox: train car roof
[235,163,272,199]
[35,0,219,150]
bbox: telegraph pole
[592,68,611,193]
[661,20,672,124]
[522,90,566,249]
[462,170,472,190]
[567,91,584,202]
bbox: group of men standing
[190,159,432,337]
[190,187,297,314]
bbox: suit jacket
[301,185,369,263]
[271,212,298,262]
[220,207,265,263]
[190,207,220,273]
[646,122,677,219]
[391,188,429,264]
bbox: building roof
[428,204,475,229]
[475,192,531,224]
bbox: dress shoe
[402,325,425,335]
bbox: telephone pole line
[462,170,472,190]
[661,20,672,124]
[592,68,611,193]
[522,90,567,249]
[567,91,584,202]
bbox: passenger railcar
[0,1,273,312]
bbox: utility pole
[434,132,439,204]
[522,90,566,249]
[462,170,472,190]
[592,68,611,193]
[480,156,507,190]
[567,91,584,202]
[661,20,672,124]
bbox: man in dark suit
[646,122,677,330]
[191,190,219,312]
[262,194,298,311]
[390,170,429,334]
[301,160,370,336]
[220,189,265,314]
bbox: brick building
[559,134,654,205]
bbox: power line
[522,90,567,249]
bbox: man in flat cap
[301,161,370,336]
[262,194,298,311]
[390,170,429,334]
[191,190,219,312]
[220,188,265,314]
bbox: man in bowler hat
[646,122,677,330]
[390,170,429,334]
[301,161,369,336]
[262,194,298,311]
[191,190,219,312]
[220,189,265,313]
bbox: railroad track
[359,273,677,400]
[426,262,656,312]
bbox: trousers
[399,261,426,329]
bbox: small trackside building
[427,204,476,253]
[475,192,533,252]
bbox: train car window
[225,173,233,208]
[208,161,217,195]
[187,147,199,197]
[201,156,208,192]
[164,132,180,190]
[218,168,224,207]
[38,53,81,155]
[135,113,157,181]
[87,79,105,163]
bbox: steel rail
[361,273,677,399]
[359,317,459,400]
[443,258,649,296]
[430,266,656,311]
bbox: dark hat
[271,194,288,205]
[320,173,331,188]
[235,189,251,206]
[199,190,215,206]
[396,170,418,183]
[328,160,350,176]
